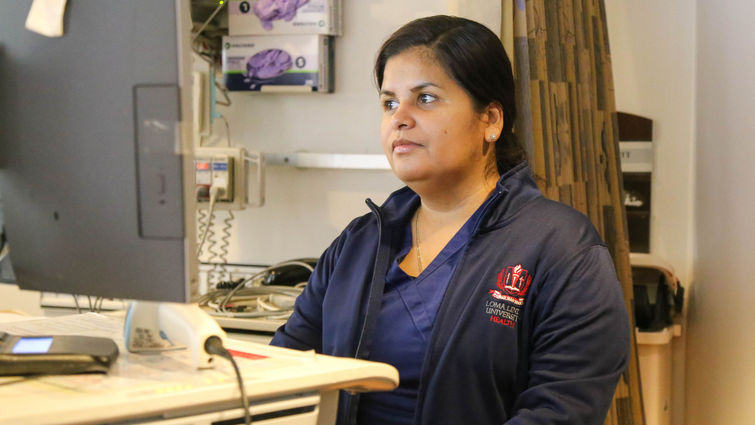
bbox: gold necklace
[414,209,423,274]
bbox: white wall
[604,2,696,424]
[687,1,755,424]
[604,0,697,284]
[0,285,44,316]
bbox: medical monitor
[0,0,199,303]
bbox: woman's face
[379,47,494,189]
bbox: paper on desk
[0,311,36,324]
[0,311,134,365]
[0,313,211,373]
[0,313,313,396]
[0,312,124,340]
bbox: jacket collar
[367,162,542,232]
[480,161,542,232]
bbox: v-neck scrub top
[357,199,492,425]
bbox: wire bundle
[198,260,313,320]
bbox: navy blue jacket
[271,163,631,425]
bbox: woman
[271,15,630,425]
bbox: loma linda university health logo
[489,264,532,306]
[486,264,533,328]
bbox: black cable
[215,278,245,290]
[95,297,104,313]
[72,296,81,314]
[205,336,251,425]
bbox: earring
[489,133,497,141]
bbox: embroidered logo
[490,264,532,306]
[487,264,533,328]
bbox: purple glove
[245,49,293,80]
[253,0,310,30]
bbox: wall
[604,0,697,284]
[604,2,696,423]
[0,286,44,316]
[686,0,755,424]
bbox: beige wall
[687,0,755,423]
[605,0,697,284]
[605,3,696,422]
[0,285,44,316]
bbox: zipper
[342,198,392,425]
[354,199,389,358]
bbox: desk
[0,313,398,425]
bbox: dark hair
[375,15,525,174]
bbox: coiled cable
[213,210,234,284]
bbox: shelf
[265,152,391,170]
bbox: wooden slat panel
[511,0,645,424]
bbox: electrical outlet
[194,146,264,210]
[195,147,241,209]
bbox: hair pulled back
[375,15,526,174]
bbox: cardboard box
[222,35,334,92]
[228,0,342,35]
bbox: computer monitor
[0,0,199,303]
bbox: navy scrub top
[357,198,493,425]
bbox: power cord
[197,185,224,258]
[0,226,7,263]
[72,295,82,314]
[204,336,252,425]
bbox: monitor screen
[0,0,199,303]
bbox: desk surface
[0,313,398,425]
